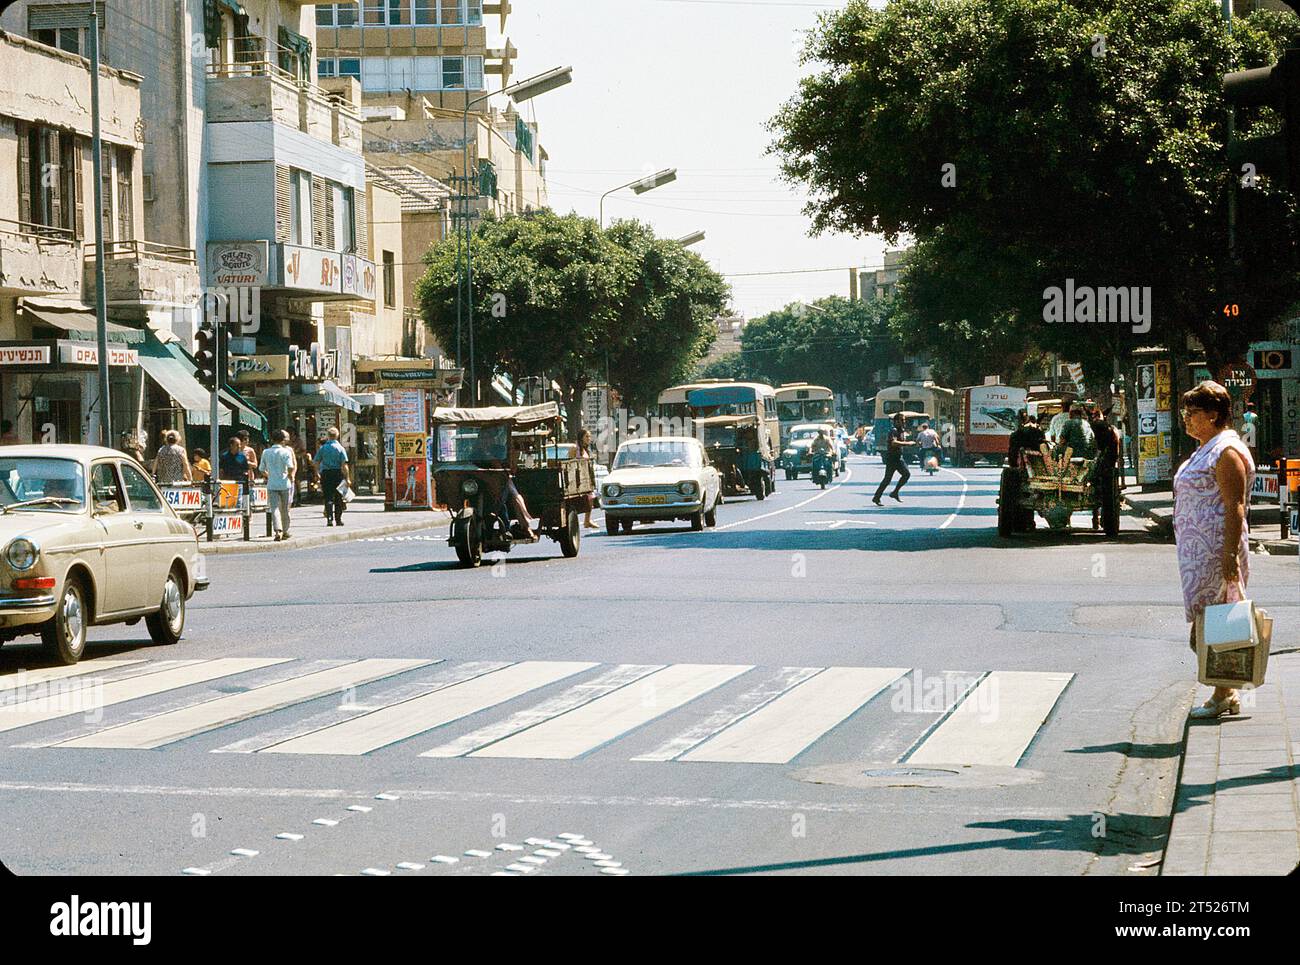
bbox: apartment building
[1,0,385,449]
[0,27,203,446]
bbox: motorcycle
[811,452,834,489]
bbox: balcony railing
[0,216,77,244]
[87,240,196,265]
[208,37,358,115]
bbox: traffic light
[195,321,217,391]
[1224,47,1300,191]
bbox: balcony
[86,241,199,308]
[205,40,363,150]
[0,219,83,298]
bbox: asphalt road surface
[1,454,1296,876]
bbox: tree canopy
[415,211,729,432]
[770,0,1300,377]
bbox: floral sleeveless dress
[1172,429,1254,624]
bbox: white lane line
[632,666,822,762]
[904,670,1074,767]
[680,666,908,764]
[55,659,433,750]
[260,661,597,756]
[421,664,663,758]
[937,466,970,530]
[211,661,508,754]
[715,467,853,531]
[0,659,147,692]
[0,658,288,734]
[469,664,751,760]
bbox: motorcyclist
[810,429,836,469]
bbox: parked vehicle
[955,384,1028,467]
[432,403,594,567]
[997,445,1121,538]
[600,436,722,534]
[697,413,776,500]
[0,445,208,664]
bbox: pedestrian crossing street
[0,656,1074,767]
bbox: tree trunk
[557,374,589,441]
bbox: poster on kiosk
[382,388,433,510]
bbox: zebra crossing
[0,655,1074,767]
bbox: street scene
[0,0,1298,924]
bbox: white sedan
[599,437,722,534]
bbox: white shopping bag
[337,481,355,503]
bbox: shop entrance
[27,378,83,444]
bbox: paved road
[1,455,1295,876]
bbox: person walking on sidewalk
[152,430,191,485]
[316,427,351,526]
[1173,381,1254,720]
[261,430,297,541]
[873,413,915,505]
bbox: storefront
[230,346,361,454]
[0,339,141,445]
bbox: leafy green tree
[696,351,754,381]
[416,211,730,433]
[604,220,730,411]
[770,0,1300,376]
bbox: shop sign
[1218,359,1258,398]
[280,245,341,294]
[341,254,377,301]
[0,345,52,366]
[58,342,139,367]
[208,241,269,287]
[288,343,338,381]
[1249,342,1297,379]
[231,355,290,383]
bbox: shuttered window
[353,187,367,258]
[275,164,292,242]
[115,147,133,241]
[17,122,33,227]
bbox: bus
[872,382,957,462]
[657,379,780,454]
[775,383,835,448]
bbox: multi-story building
[0,27,202,446]
[1,1,383,450]
[315,0,550,361]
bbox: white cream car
[600,436,722,535]
[0,445,207,664]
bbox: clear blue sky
[505,0,891,319]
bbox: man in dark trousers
[873,413,916,505]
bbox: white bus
[775,383,836,448]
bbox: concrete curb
[1122,497,1298,556]
[198,514,447,555]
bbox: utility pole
[89,9,111,446]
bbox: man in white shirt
[260,430,297,541]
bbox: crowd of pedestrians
[114,426,353,538]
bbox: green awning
[138,333,265,433]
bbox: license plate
[634,494,668,505]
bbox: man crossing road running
[873,412,916,505]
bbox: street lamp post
[676,230,706,248]
[462,66,572,405]
[599,168,677,228]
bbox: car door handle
[134,521,144,530]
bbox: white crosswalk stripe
[0,658,1074,767]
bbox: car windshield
[0,457,86,511]
[614,441,701,469]
[790,428,822,441]
[701,425,738,448]
[543,444,576,460]
[436,424,509,463]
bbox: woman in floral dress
[1172,381,1254,719]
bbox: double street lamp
[461,66,573,404]
[599,168,677,228]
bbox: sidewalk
[198,495,447,554]
[1122,476,1297,556]
[1161,653,1300,876]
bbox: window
[333,183,354,252]
[361,56,389,91]
[17,123,82,238]
[439,0,460,24]
[468,0,483,25]
[115,146,133,242]
[338,58,361,80]
[383,251,395,308]
[318,4,358,27]
[363,0,402,25]
[0,457,85,511]
[290,169,312,245]
[414,0,437,25]
[317,58,335,78]
[120,463,164,513]
[90,463,125,514]
[441,55,464,89]
[414,56,439,89]
[467,55,484,90]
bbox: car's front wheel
[41,578,87,665]
[145,568,186,645]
